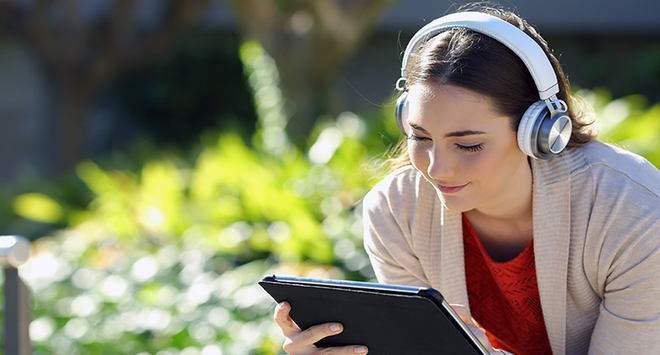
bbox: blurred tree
[0,0,213,173]
[227,0,396,142]
[116,31,258,151]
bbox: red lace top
[462,215,552,355]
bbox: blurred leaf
[585,88,660,167]
[12,193,64,223]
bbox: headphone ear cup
[517,100,572,159]
[517,101,547,158]
[539,112,572,156]
[395,91,409,135]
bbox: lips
[437,183,468,194]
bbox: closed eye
[457,144,484,153]
[407,134,431,141]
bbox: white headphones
[395,12,572,160]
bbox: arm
[362,170,432,287]
[588,220,660,354]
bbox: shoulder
[570,141,660,199]
[534,141,660,250]
[363,165,436,221]
[565,142,660,267]
[364,165,423,207]
[362,166,439,287]
[537,141,660,200]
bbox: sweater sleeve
[362,167,432,287]
[587,219,660,354]
[582,162,660,354]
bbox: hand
[451,304,508,355]
[273,301,369,354]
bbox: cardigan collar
[530,153,572,355]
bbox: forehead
[408,84,493,110]
[406,84,508,128]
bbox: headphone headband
[399,12,559,100]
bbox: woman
[274,4,660,355]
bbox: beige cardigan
[363,141,660,354]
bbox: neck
[470,158,533,223]
[463,159,534,261]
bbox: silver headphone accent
[395,12,572,160]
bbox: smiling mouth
[437,183,468,194]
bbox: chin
[435,191,474,212]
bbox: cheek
[466,141,525,181]
[408,142,430,172]
[461,153,497,179]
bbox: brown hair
[388,4,596,172]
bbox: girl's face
[405,84,532,215]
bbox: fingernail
[330,322,341,331]
[354,345,367,354]
[278,302,287,309]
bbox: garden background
[1,1,660,354]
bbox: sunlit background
[1,0,659,354]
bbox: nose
[427,146,455,180]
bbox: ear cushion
[518,100,572,159]
[517,100,548,159]
[395,91,409,135]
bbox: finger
[449,304,474,326]
[282,322,347,354]
[292,321,344,347]
[311,345,369,354]
[449,304,493,352]
[466,323,493,352]
[274,302,301,336]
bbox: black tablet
[259,274,490,355]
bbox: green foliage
[12,193,65,224]
[580,88,660,166]
[18,118,389,354]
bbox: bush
[15,108,401,354]
[583,87,660,166]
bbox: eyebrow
[408,122,486,138]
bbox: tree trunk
[228,0,396,141]
[51,79,94,174]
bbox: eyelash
[407,135,483,153]
[457,144,484,153]
[407,134,429,142]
